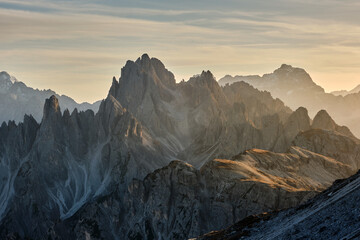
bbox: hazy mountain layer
[218,64,360,137]
[331,84,360,96]
[0,71,101,124]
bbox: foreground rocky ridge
[197,169,360,240]
[0,54,359,239]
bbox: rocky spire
[282,106,311,144]
[285,107,311,131]
[0,71,11,83]
[184,70,228,106]
[312,109,357,140]
[312,110,336,130]
[43,95,61,121]
[0,71,14,93]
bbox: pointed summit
[0,71,14,93]
[285,107,311,131]
[43,95,61,120]
[135,53,152,69]
[136,53,150,63]
[110,54,176,112]
[274,64,302,75]
[312,110,336,130]
[188,70,217,86]
[120,53,176,89]
[108,76,119,98]
[0,71,11,82]
[182,70,228,107]
[279,64,293,70]
[312,109,357,140]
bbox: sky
[1,0,360,103]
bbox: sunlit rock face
[1,55,360,239]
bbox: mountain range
[331,84,360,96]
[219,64,360,137]
[0,55,360,239]
[0,71,101,124]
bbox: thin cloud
[0,0,360,102]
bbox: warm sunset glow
[1,0,359,102]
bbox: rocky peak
[271,64,320,88]
[312,109,336,130]
[0,71,11,83]
[187,71,224,97]
[0,71,14,93]
[109,54,176,111]
[312,109,357,140]
[287,107,311,128]
[282,106,311,145]
[274,64,304,76]
[188,70,216,86]
[108,76,119,98]
[149,57,176,89]
[279,64,293,70]
[121,53,176,89]
[135,53,151,65]
[43,95,61,120]
[182,70,228,108]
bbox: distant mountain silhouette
[219,64,360,137]
[0,71,101,124]
[331,84,360,96]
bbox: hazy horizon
[3,60,358,104]
[1,0,360,102]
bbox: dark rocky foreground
[196,170,360,240]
